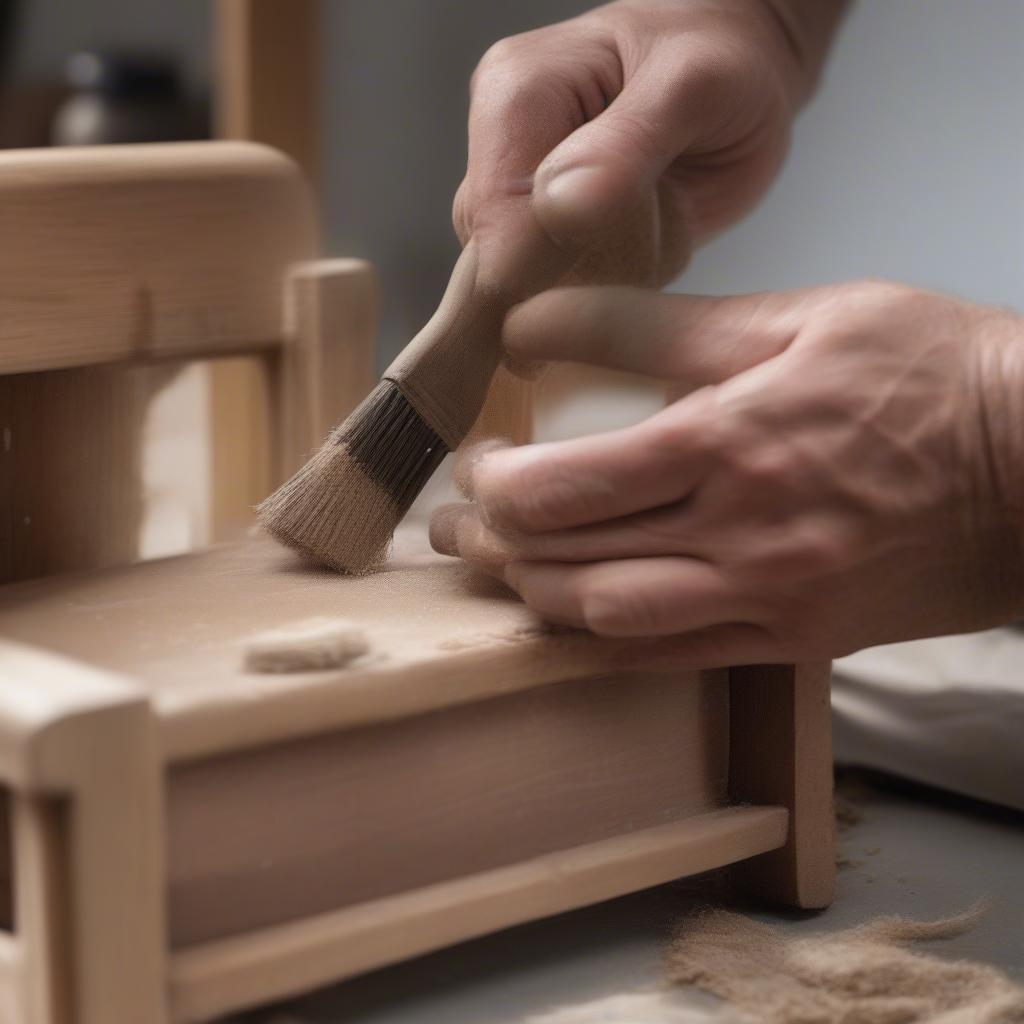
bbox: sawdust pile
[665,904,1024,1024]
[243,617,370,673]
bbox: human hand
[431,283,1024,664]
[457,0,847,286]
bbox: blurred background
[6,0,1022,347]
[2,0,1022,553]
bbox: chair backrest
[0,141,377,583]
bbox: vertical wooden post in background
[215,0,318,186]
[211,0,318,539]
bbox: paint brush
[257,222,572,573]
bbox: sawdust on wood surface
[242,617,370,673]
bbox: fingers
[457,24,616,241]
[430,506,781,656]
[531,58,716,241]
[431,501,697,568]
[505,286,801,384]
[504,557,756,638]
[467,399,714,532]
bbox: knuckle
[724,445,797,492]
[791,523,850,574]
[473,36,525,79]
[833,278,919,317]
[667,35,761,108]
[472,37,554,112]
[747,521,855,582]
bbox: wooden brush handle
[383,199,659,450]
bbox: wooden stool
[0,142,834,1024]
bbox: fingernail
[429,503,468,556]
[473,446,526,528]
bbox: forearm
[761,0,850,101]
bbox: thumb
[531,65,703,279]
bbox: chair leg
[65,700,167,1024]
[728,662,835,909]
[15,698,169,1024]
[13,795,72,1024]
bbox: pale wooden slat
[12,795,71,1024]
[169,806,788,1022]
[0,931,23,1022]
[211,0,321,539]
[0,644,165,1023]
[276,258,378,479]
[215,0,318,186]
[0,142,315,375]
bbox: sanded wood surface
[0,529,651,762]
[0,142,314,375]
[169,806,788,1023]
[167,668,728,946]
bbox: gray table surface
[237,772,1024,1024]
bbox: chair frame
[0,142,834,1024]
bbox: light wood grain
[276,259,379,478]
[0,931,20,1021]
[0,533,664,763]
[0,365,145,584]
[12,796,71,1024]
[212,0,320,536]
[208,357,276,542]
[0,644,166,1023]
[729,662,835,908]
[466,364,534,447]
[167,668,728,945]
[0,142,314,375]
[215,0,318,186]
[169,806,788,1023]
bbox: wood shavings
[665,903,1024,1024]
[243,617,370,673]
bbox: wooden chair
[0,141,834,1024]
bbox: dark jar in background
[52,50,204,145]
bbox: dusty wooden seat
[0,142,834,1024]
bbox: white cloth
[832,627,1024,811]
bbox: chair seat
[0,525,630,760]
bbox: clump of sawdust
[243,617,370,673]
[665,903,1024,1023]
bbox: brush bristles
[257,380,449,574]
